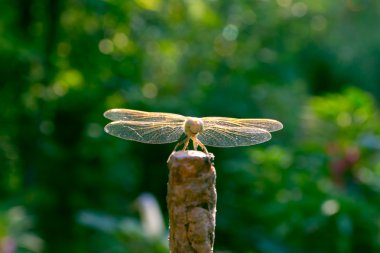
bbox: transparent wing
[104,108,186,123]
[198,125,272,147]
[104,121,184,144]
[201,117,283,132]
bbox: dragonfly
[104,109,283,154]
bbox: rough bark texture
[167,151,217,253]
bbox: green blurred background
[1,0,380,252]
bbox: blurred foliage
[76,193,168,252]
[1,0,380,252]
[0,206,43,253]
[216,87,380,253]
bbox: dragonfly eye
[184,117,204,135]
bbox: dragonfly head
[184,117,204,136]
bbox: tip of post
[173,150,207,158]
[167,150,214,164]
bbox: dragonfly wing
[201,117,283,132]
[104,121,184,144]
[198,125,271,147]
[104,108,186,123]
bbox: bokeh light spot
[258,48,277,63]
[187,0,206,21]
[105,93,126,108]
[321,199,340,216]
[99,39,114,54]
[277,0,292,7]
[62,69,83,88]
[53,69,84,96]
[113,33,129,49]
[222,24,239,41]
[311,15,328,31]
[357,167,373,185]
[291,2,308,17]
[53,82,67,96]
[336,112,352,127]
[142,83,158,99]
[83,17,99,34]
[135,0,161,11]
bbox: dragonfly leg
[168,138,189,163]
[171,137,205,153]
[192,137,198,150]
[182,138,190,150]
[172,138,186,152]
[196,139,209,154]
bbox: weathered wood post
[167,151,217,253]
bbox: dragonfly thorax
[184,117,204,136]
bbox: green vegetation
[1,0,380,252]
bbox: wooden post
[167,151,217,253]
